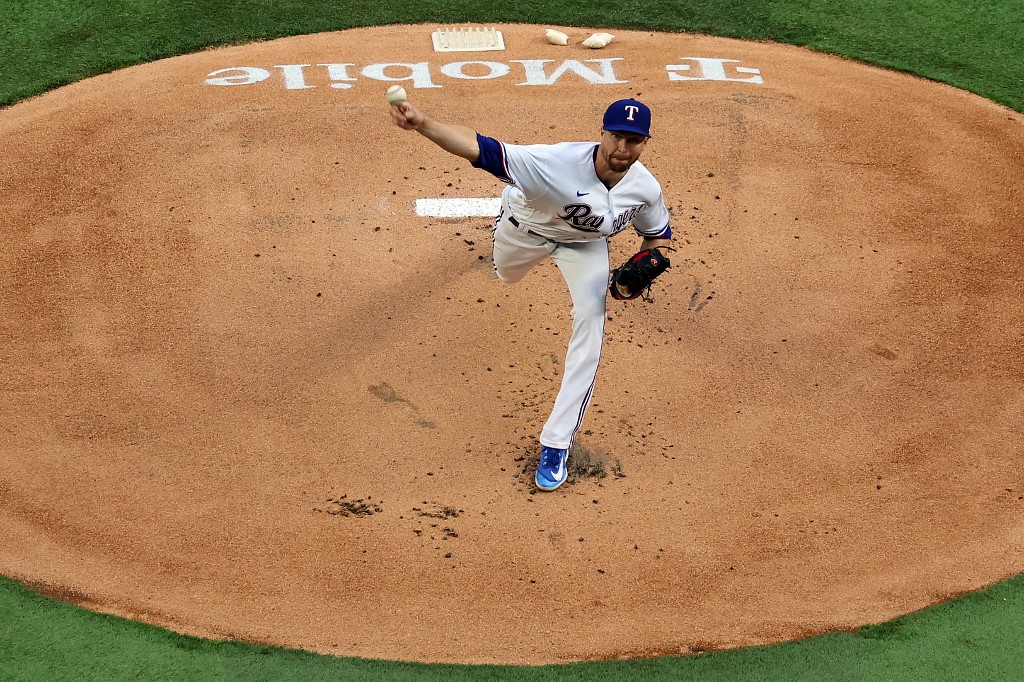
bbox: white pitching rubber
[582,32,615,48]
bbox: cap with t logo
[602,98,652,138]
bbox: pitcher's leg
[539,240,610,449]
[491,209,553,284]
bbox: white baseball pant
[491,210,609,450]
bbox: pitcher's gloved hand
[609,247,670,302]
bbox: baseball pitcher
[390,97,672,491]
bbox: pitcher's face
[598,129,648,173]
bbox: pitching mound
[1,24,1022,664]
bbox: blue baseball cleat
[535,446,569,491]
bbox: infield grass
[1,0,1022,679]
[3,572,1024,680]
[2,0,1022,110]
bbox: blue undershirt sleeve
[471,134,514,184]
[640,223,672,240]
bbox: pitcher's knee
[494,267,525,284]
[571,296,606,323]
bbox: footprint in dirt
[368,382,436,429]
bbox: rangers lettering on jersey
[558,204,604,232]
[611,204,644,235]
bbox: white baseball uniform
[473,134,671,449]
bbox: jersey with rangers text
[473,134,671,243]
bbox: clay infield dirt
[1,24,1023,665]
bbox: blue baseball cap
[603,98,652,138]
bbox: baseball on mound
[385,85,408,105]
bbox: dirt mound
[1,24,1022,664]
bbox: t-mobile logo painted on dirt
[204,57,763,90]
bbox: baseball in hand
[386,85,408,105]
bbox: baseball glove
[609,247,671,302]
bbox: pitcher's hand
[390,102,424,131]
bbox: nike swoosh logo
[576,191,589,197]
[554,459,566,479]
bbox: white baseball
[386,85,407,105]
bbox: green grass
[2,0,1022,679]
[767,0,1024,109]
[2,0,1022,109]
[4,573,1024,680]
